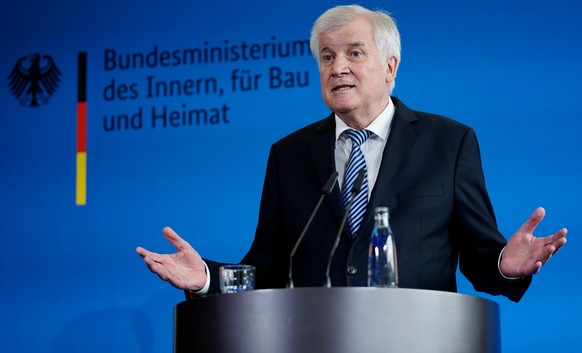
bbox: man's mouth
[332,85,355,92]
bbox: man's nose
[331,55,350,76]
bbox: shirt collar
[334,97,395,142]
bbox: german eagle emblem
[8,53,62,107]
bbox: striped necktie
[341,129,371,237]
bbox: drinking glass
[219,265,255,294]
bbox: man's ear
[386,56,399,83]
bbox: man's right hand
[136,227,207,291]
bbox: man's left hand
[500,207,567,277]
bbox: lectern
[174,287,500,353]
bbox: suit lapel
[359,98,421,235]
[310,114,346,228]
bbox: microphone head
[352,168,366,195]
[322,171,338,195]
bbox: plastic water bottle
[368,207,398,287]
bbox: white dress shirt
[334,98,395,198]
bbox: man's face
[318,16,397,127]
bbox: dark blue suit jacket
[204,97,531,302]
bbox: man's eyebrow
[319,42,366,53]
[319,46,332,53]
[347,42,366,48]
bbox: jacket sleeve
[453,128,531,302]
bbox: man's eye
[351,51,363,57]
[322,54,334,62]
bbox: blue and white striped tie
[341,129,371,237]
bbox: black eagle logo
[8,53,62,107]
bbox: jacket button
[346,265,358,275]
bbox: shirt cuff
[498,246,524,280]
[188,261,211,296]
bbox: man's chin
[330,105,355,115]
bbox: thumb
[162,226,189,250]
[518,207,545,234]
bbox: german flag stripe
[76,52,87,206]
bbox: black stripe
[77,52,87,102]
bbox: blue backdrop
[1,1,580,352]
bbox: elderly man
[137,5,566,301]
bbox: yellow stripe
[76,152,87,206]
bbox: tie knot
[345,129,371,147]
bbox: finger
[532,261,542,275]
[518,207,545,234]
[136,246,156,259]
[143,256,192,289]
[162,227,190,250]
[544,228,568,244]
[538,245,556,265]
[143,256,174,281]
[552,236,567,254]
[145,251,175,266]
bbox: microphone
[324,168,366,288]
[287,171,338,288]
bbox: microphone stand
[324,168,365,288]
[287,172,338,288]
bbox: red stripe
[77,102,87,152]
